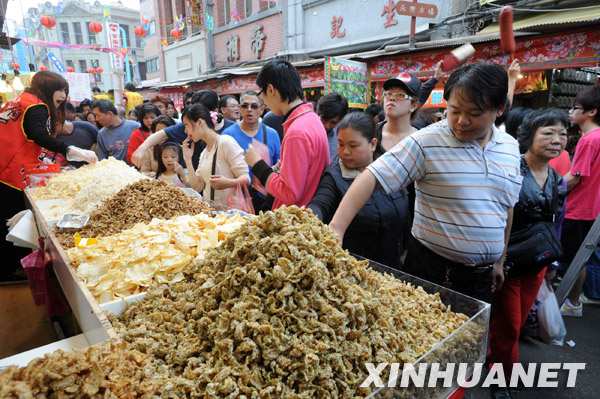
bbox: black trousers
[404,236,493,303]
[0,184,31,273]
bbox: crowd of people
[1,59,599,399]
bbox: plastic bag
[536,282,567,346]
[227,180,255,215]
[24,163,60,188]
[21,237,70,317]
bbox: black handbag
[504,173,564,278]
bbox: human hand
[245,144,262,167]
[210,175,235,190]
[508,59,521,80]
[67,147,98,164]
[328,223,344,246]
[272,159,281,173]
[182,137,194,161]
[434,60,444,80]
[491,261,505,294]
[173,162,184,176]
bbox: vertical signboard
[63,72,91,102]
[324,57,370,109]
[106,22,123,69]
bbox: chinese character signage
[421,89,446,108]
[381,0,398,28]
[250,24,265,59]
[324,56,369,109]
[395,1,438,18]
[226,35,239,62]
[63,72,91,102]
[330,16,346,38]
[106,22,123,69]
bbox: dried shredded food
[53,179,213,249]
[0,340,164,398]
[106,206,481,398]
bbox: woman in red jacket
[0,71,97,284]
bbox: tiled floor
[0,283,57,359]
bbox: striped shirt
[367,119,522,266]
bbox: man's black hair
[65,102,75,113]
[317,92,348,120]
[574,84,600,125]
[444,64,508,111]
[92,99,117,115]
[255,59,303,103]
[124,82,137,91]
[219,95,237,110]
[366,103,383,118]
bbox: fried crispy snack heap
[54,179,213,249]
[108,206,470,398]
[0,340,164,398]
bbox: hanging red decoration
[96,67,104,74]
[88,67,96,74]
[170,28,182,40]
[39,66,48,71]
[11,63,20,69]
[134,25,147,38]
[66,67,74,72]
[89,22,103,34]
[40,16,56,29]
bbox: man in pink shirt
[560,84,600,317]
[245,59,330,210]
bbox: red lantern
[41,16,56,29]
[170,28,182,40]
[39,66,48,71]
[89,22,103,34]
[66,67,74,72]
[89,67,96,74]
[134,25,146,38]
[10,63,18,69]
[96,67,104,74]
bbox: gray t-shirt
[97,119,140,163]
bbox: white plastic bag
[537,282,567,346]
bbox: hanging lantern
[66,67,74,72]
[89,22,103,34]
[39,65,48,71]
[96,67,103,74]
[134,25,147,38]
[170,28,182,40]
[40,16,56,29]
[88,67,96,74]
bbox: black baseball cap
[383,72,421,99]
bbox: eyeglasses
[382,91,414,101]
[240,103,260,110]
[257,88,264,97]
[570,106,584,111]
[225,104,239,108]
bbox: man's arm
[492,207,513,294]
[328,170,377,243]
[563,172,581,191]
[131,130,168,168]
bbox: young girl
[126,104,160,164]
[181,104,250,205]
[141,115,176,177]
[155,142,190,188]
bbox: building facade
[25,0,145,92]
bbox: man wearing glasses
[220,95,241,122]
[222,90,281,211]
[559,84,600,317]
[377,73,422,152]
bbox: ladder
[555,213,600,305]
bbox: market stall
[1,159,490,398]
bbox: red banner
[370,29,600,81]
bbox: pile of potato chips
[67,213,246,303]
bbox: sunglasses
[240,103,260,110]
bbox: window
[73,22,83,45]
[146,57,159,73]
[66,60,75,69]
[121,25,131,47]
[86,21,95,45]
[148,20,156,36]
[60,22,70,44]
[245,0,252,18]
[78,60,87,73]
[225,0,230,25]
[260,0,277,12]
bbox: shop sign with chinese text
[395,1,438,18]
